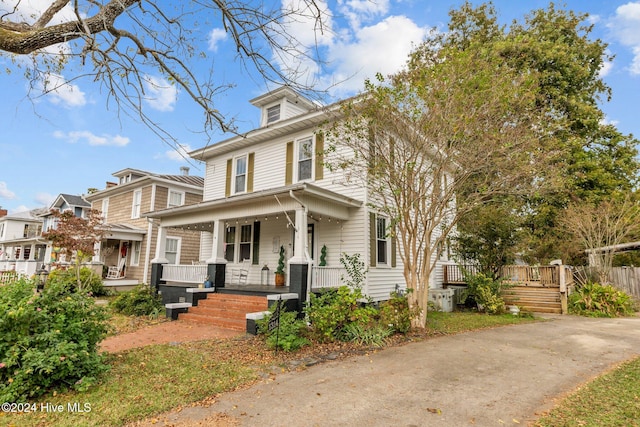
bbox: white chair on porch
[231,259,250,285]
[106,258,125,279]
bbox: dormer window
[266,104,280,124]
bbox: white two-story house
[0,207,47,275]
[148,87,416,307]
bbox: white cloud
[0,182,16,200]
[143,75,178,112]
[208,28,228,52]
[1,0,76,25]
[338,0,390,30]
[599,58,614,77]
[10,205,31,214]
[165,144,193,161]
[39,73,86,107]
[277,1,428,96]
[324,15,428,95]
[608,2,640,75]
[34,192,55,207]
[54,130,130,147]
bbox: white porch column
[92,241,101,263]
[151,225,170,264]
[206,219,227,264]
[290,207,309,264]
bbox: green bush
[339,322,392,347]
[258,309,310,352]
[305,286,377,342]
[0,279,109,402]
[109,284,163,317]
[569,282,635,317]
[47,267,108,296]
[463,272,507,314]
[379,291,415,333]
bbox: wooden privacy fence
[443,264,574,314]
[574,266,640,299]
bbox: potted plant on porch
[275,245,286,286]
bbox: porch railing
[161,264,208,284]
[311,266,346,290]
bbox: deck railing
[161,264,208,284]
[443,264,573,288]
[311,266,346,290]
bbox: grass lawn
[534,356,640,427]
[0,310,538,427]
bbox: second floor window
[297,137,313,181]
[131,190,142,219]
[234,156,247,194]
[101,198,109,222]
[168,190,184,208]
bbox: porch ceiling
[148,183,362,228]
[102,223,146,241]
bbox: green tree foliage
[454,200,523,279]
[444,2,640,264]
[569,283,635,317]
[0,279,109,402]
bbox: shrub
[110,284,163,317]
[258,309,310,352]
[379,291,415,333]
[463,272,507,314]
[0,279,109,402]
[569,282,635,317]
[339,322,392,347]
[305,286,377,342]
[47,266,108,296]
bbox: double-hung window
[239,225,252,261]
[225,226,236,262]
[131,190,142,219]
[165,237,180,264]
[130,241,141,266]
[168,190,184,208]
[234,156,247,194]
[297,137,313,182]
[101,198,109,221]
[376,216,389,265]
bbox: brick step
[179,313,246,330]
[189,306,256,321]
[176,293,269,330]
[200,294,268,305]
[197,300,268,312]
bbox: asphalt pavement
[138,314,640,426]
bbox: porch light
[261,264,270,285]
[36,264,49,291]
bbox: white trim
[130,240,141,266]
[375,214,391,267]
[101,198,109,222]
[131,189,142,219]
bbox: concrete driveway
[140,315,640,426]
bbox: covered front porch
[147,184,362,306]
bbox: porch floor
[217,283,291,296]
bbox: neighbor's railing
[161,264,208,284]
[311,266,345,290]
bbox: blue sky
[1,0,639,214]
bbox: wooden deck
[442,264,574,314]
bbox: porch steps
[178,293,269,331]
[502,285,562,314]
